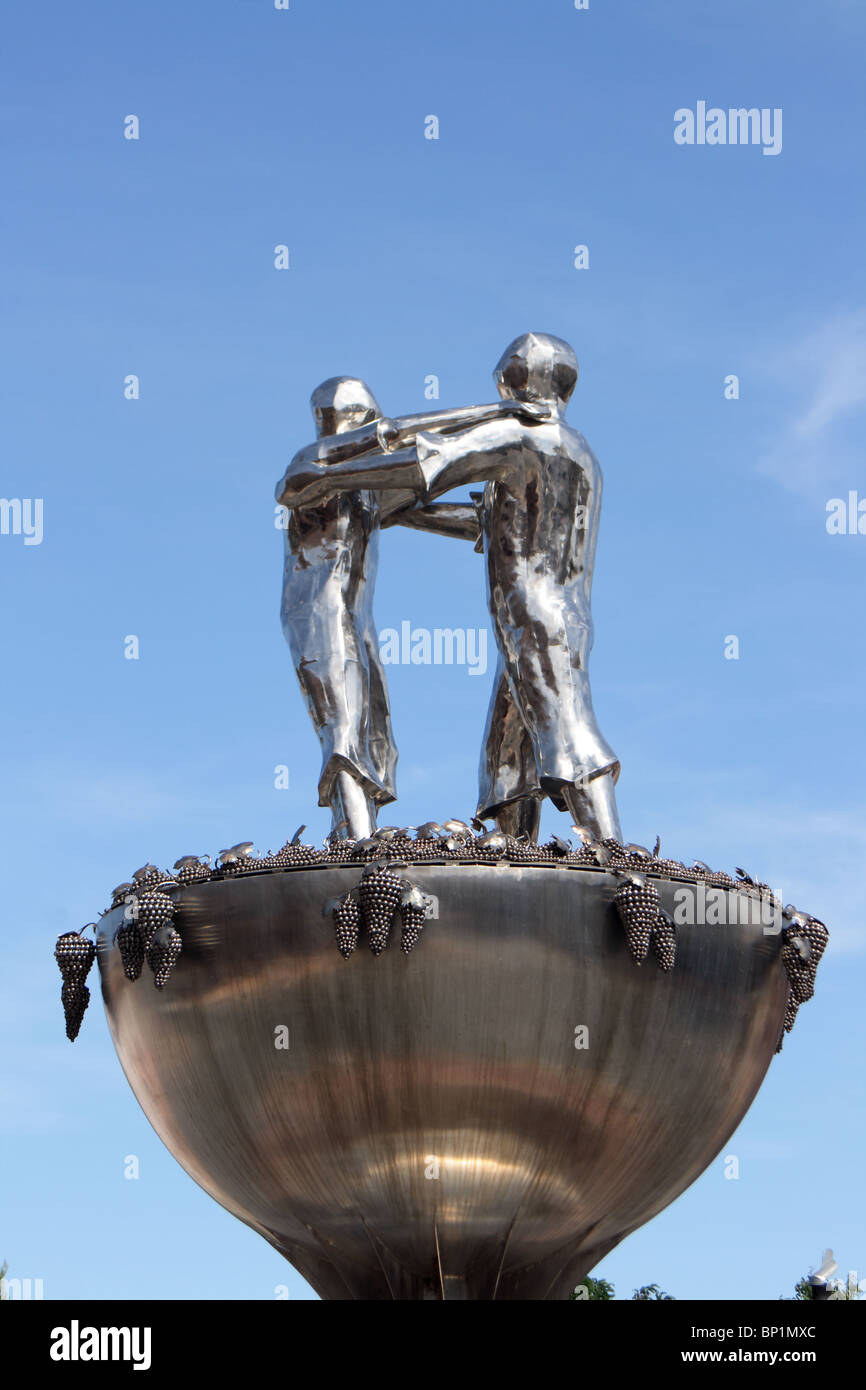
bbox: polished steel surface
[279,377,397,844]
[98,867,788,1300]
[276,334,621,843]
[278,377,547,841]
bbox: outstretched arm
[381,502,481,543]
[276,417,544,510]
[417,418,541,501]
[275,401,549,507]
[276,444,427,509]
[382,398,548,450]
[275,418,397,505]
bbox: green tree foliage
[570,1277,675,1300]
[569,1276,615,1300]
[782,1271,862,1300]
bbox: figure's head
[310,377,382,438]
[494,333,579,412]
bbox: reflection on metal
[276,334,621,843]
[84,332,826,1302]
[98,867,788,1300]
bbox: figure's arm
[382,398,549,450]
[276,417,544,510]
[305,419,392,465]
[276,444,427,509]
[275,420,395,505]
[275,402,550,506]
[381,502,481,543]
[416,418,541,501]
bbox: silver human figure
[277,380,546,839]
[277,335,621,843]
[280,378,395,841]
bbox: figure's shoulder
[556,423,602,474]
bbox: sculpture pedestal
[98,862,787,1300]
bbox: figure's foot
[332,771,377,841]
[492,796,542,844]
[562,772,622,844]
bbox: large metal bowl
[97,864,787,1299]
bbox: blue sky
[2,0,864,1300]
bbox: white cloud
[756,311,866,497]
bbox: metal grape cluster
[324,864,434,959]
[65,822,827,1048]
[116,878,182,991]
[776,911,829,1053]
[612,877,679,973]
[54,931,97,1041]
[330,891,362,958]
[614,875,662,966]
[652,911,677,972]
[95,823,772,887]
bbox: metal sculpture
[59,331,830,1300]
[277,333,620,842]
[278,373,549,839]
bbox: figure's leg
[494,796,542,842]
[561,770,622,844]
[331,769,377,841]
[285,565,390,830]
[363,624,398,807]
[284,583,379,822]
[493,591,622,845]
[477,658,543,842]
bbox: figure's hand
[500,398,551,423]
[376,417,402,451]
[415,431,445,497]
[276,462,326,508]
[415,431,441,465]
